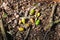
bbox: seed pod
[18,27,24,32]
[30,18,34,24]
[29,9,35,15]
[22,18,25,24]
[35,20,40,25]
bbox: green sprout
[35,19,40,25]
[29,9,35,15]
[36,12,40,17]
[22,18,25,24]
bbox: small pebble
[14,20,17,24]
[16,15,19,18]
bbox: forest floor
[0,0,60,40]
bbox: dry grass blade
[0,19,7,40]
[24,28,30,40]
[54,19,60,24]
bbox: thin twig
[43,2,57,40]
[24,27,30,40]
[0,19,7,40]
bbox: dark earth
[0,0,60,40]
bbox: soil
[0,0,60,40]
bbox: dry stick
[54,19,60,24]
[55,19,60,40]
[44,2,57,31]
[43,3,57,40]
[24,28,30,40]
[43,19,60,40]
[0,0,3,5]
[0,19,7,40]
[16,2,18,13]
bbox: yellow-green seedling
[35,19,40,25]
[18,27,24,32]
[2,12,7,18]
[36,12,40,17]
[22,18,25,24]
[29,9,35,15]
